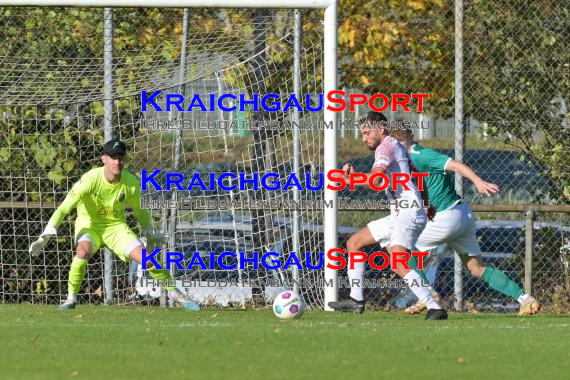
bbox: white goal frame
[2,0,340,310]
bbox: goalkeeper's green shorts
[74,221,141,262]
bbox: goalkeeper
[29,139,199,311]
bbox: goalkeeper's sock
[68,256,87,300]
[481,267,524,300]
[147,265,176,292]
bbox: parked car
[134,214,569,309]
[394,220,569,312]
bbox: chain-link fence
[0,6,329,308]
[1,2,569,312]
[336,0,569,312]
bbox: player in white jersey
[328,111,447,320]
[391,126,540,316]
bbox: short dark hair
[358,111,387,126]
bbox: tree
[338,0,569,202]
[464,0,569,201]
[337,0,454,117]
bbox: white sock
[348,256,365,301]
[67,293,77,302]
[403,271,441,310]
[517,293,532,304]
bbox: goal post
[0,0,339,309]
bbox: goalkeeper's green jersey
[48,167,150,229]
[408,144,462,212]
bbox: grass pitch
[1,305,569,380]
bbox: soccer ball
[272,290,306,319]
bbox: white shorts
[367,208,426,250]
[415,201,482,256]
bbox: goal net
[0,4,336,308]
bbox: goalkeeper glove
[29,224,57,257]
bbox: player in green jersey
[29,139,199,311]
[391,126,540,316]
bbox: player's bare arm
[445,160,499,196]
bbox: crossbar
[0,0,333,8]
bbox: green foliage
[340,0,569,203]
[469,2,569,201]
[0,108,102,202]
[338,0,454,116]
[506,226,569,306]
[465,2,570,202]
[1,5,567,206]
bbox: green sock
[407,255,429,284]
[481,267,524,300]
[147,265,175,292]
[68,256,88,296]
